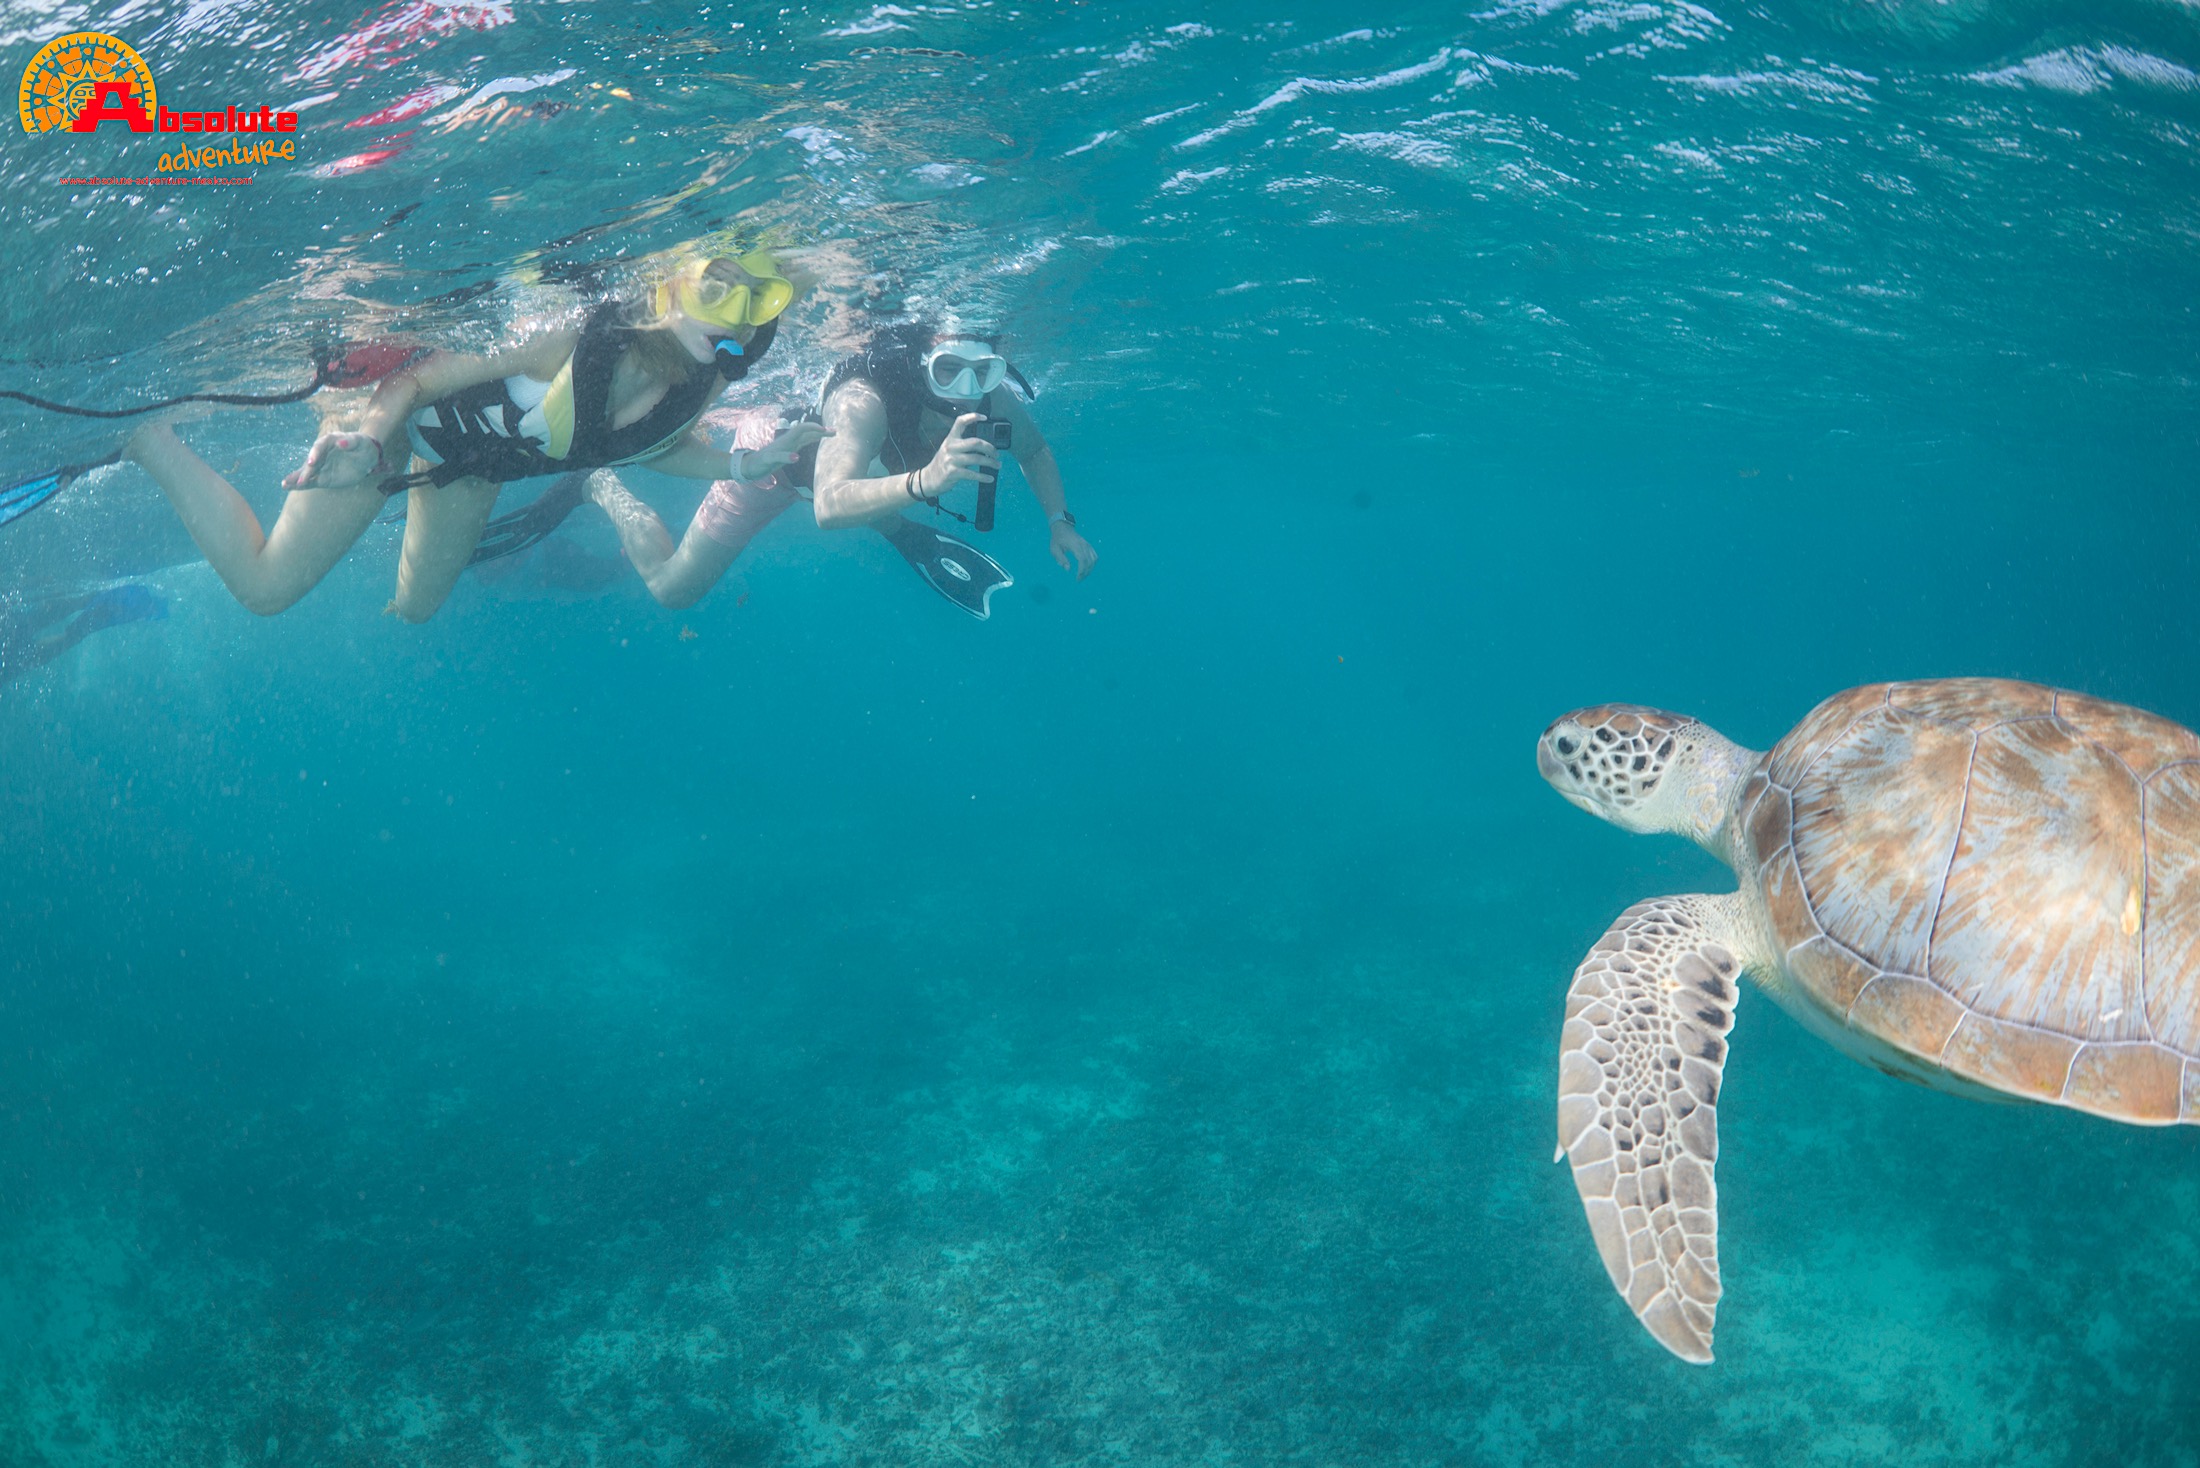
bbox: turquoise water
[2,0,2198,1462]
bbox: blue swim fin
[0,450,120,529]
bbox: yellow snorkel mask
[654,247,795,331]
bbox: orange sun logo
[18,32,156,133]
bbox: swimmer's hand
[917,413,1000,496]
[1051,521,1098,580]
[284,430,383,491]
[736,419,830,482]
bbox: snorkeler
[488,322,1095,619]
[0,584,166,687]
[119,246,824,622]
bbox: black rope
[0,349,341,420]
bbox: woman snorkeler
[123,246,825,621]
[490,321,1094,620]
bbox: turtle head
[1538,704,1753,851]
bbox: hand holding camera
[920,412,1006,495]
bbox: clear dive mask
[923,340,1008,401]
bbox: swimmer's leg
[28,585,165,669]
[590,470,795,609]
[389,470,500,623]
[25,588,107,625]
[126,423,383,616]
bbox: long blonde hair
[623,319,699,386]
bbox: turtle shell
[1737,678,2200,1124]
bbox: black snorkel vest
[788,331,1031,490]
[398,305,777,490]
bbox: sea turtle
[1535,677,2200,1364]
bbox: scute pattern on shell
[1746,678,2200,1124]
[1558,896,1738,1363]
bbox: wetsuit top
[400,305,777,490]
[784,338,1017,491]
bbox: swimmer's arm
[991,391,1065,518]
[810,383,1003,530]
[361,331,576,441]
[809,381,908,529]
[646,429,750,482]
[647,419,831,483]
[993,391,1096,579]
[288,330,578,490]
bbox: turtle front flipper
[1557,894,1748,1364]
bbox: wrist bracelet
[903,470,924,502]
[1049,509,1076,528]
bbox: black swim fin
[875,514,1012,620]
[469,470,591,567]
[0,450,121,529]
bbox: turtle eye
[1554,735,1578,757]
